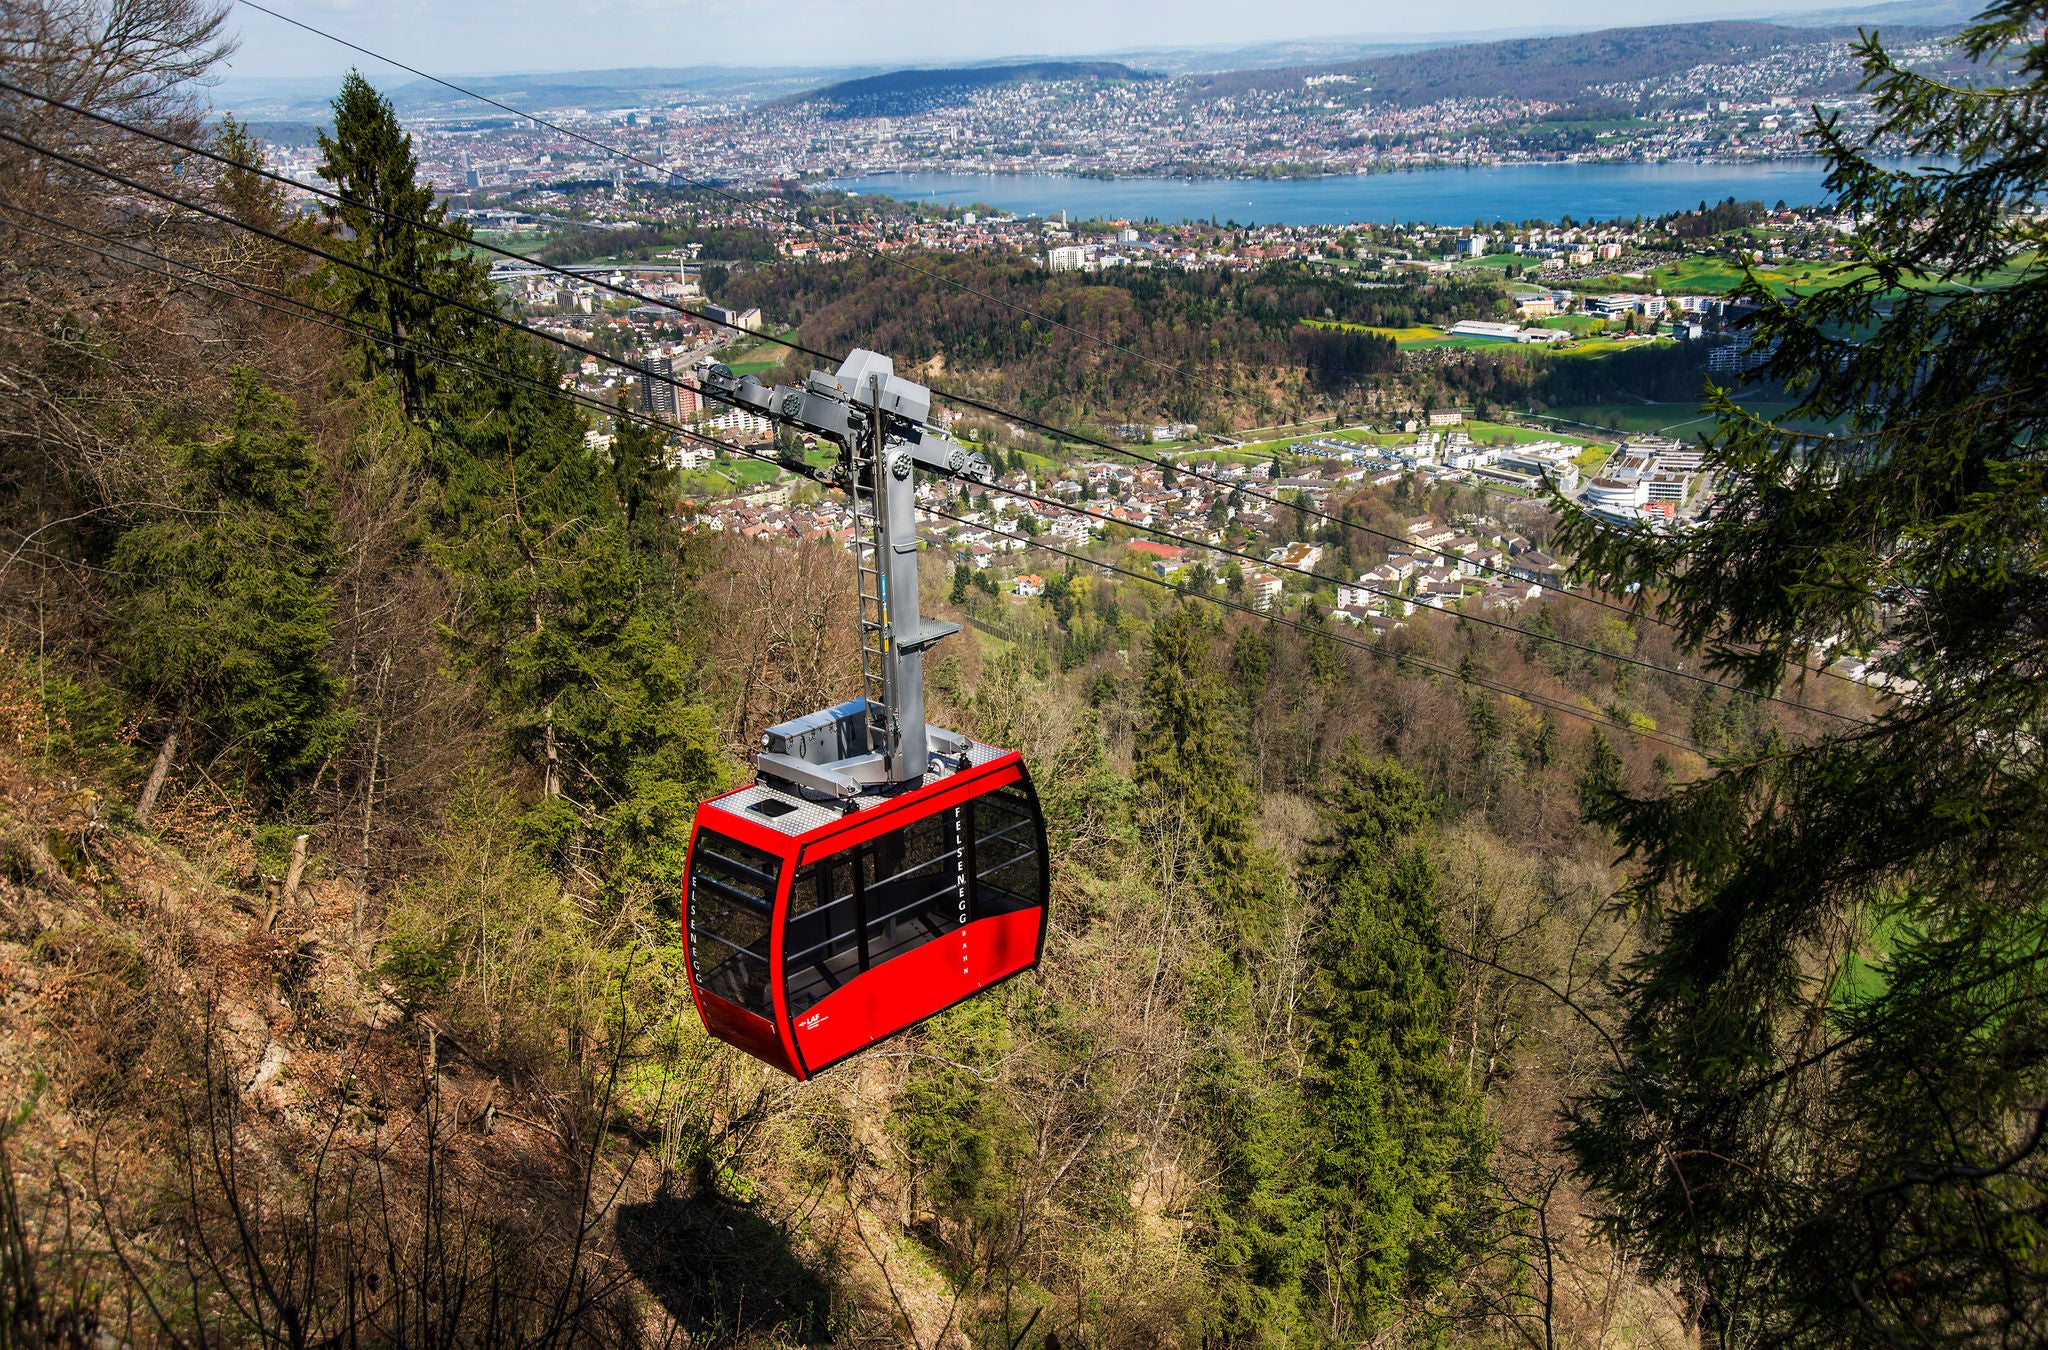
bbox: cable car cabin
[681,348,1043,1078]
[682,740,1048,1080]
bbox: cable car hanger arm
[698,349,993,802]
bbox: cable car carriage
[681,350,1051,1080]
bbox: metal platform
[715,740,1011,837]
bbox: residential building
[1511,551,1568,589]
[1248,573,1283,612]
[639,353,677,419]
[1267,541,1324,571]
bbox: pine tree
[1558,5,2048,1341]
[435,329,725,895]
[1307,742,1489,1334]
[110,370,347,820]
[315,72,491,420]
[1134,603,1255,875]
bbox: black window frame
[782,775,1046,1007]
[687,829,781,1020]
[970,781,1046,918]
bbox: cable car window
[688,831,779,1018]
[973,783,1043,917]
[784,851,864,1017]
[861,810,965,968]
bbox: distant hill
[1188,20,1906,106]
[1770,0,1979,25]
[792,62,1157,119]
[214,65,885,120]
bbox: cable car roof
[705,738,1017,838]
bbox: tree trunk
[283,833,309,904]
[357,651,391,931]
[135,704,187,826]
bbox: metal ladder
[848,410,892,757]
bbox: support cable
[153,30,1785,644]
[8,195,1730,758]
[5,81,1861,702]
[30,53,1869,705]
[229,0,1219,385]
[0,122,1859,725]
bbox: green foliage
[431,330,728,896]
[1308,743,1491,1334]
[891,1000,1026,1238]
[107,369,347,787]
[1194,743,1491,1342]
[315,72,491,418]
[1134,604,1255,875]
[1558,5,2048,1342]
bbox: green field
[1407,335,1529,350]
[1632,250,2040,299]
[678,456,788,495]
[1461,419,1601,447]
[1305,321,1447,345]
[1537,404,1716,436]
[1226,418,1601,461]
[1536,401,1840,437]
[1535,314,1605,336]
[1546,335,1678,360]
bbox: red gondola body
[681,746,1048,1080]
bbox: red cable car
[681,350,1052,1079]
[682,726,1048,1080]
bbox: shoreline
[820,154,1848,187]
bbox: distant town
[249,31,1964,188]
[232,20,2002,703]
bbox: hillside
[1189,20,1882,105]
[792,61,1157,118]
[11,0,2045,1343]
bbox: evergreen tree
[1307,742,1489,1334]
[1134,603,1255,874]
[110,370,347,820]
[1558,6,2048,1342]
[315,72,491,420]
[437,329,725,895]
[605,407,680,557]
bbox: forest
[713,254,1703,432]
[0,0,2043,1346]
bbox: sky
[219,0,1876,80]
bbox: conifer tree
[436,329,725,895]
[111,370,347,821]
[1134,603,1255,874]
[1559,5,2048,1341]
[1308,742,1490,1334]
[315,72,490,420]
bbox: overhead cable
[229,0,1205,384]
[0,118,1863,725]
[13,195,1740,758]
[72,43,1853,701]
[9,78,1848,698]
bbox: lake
[828,161,1885,226]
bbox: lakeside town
[477,201,1855,662]
[246,30,1968,188]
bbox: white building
[1583,476,1651,510]
[1248,573,1283,612]
[697,407,774,437]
